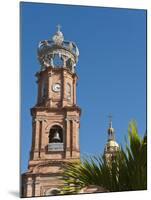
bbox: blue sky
[20,2,146,173]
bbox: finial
[107,114,115,140]
[52,24,64,45]
[57,24,61,32]
[108,114,113,128]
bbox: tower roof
[104,115,119,154]
[37,25,79,71]
[105,115,119,151]
[108,115,115,136]
[107,115,115,141]
[106,140,119,148]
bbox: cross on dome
[107,114,115,141]
[57,24,61,32]
[38,25,80,71]
[52,24,64,45]
[108,114,113,128]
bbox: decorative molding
[45,122,63,132]
[37,27,79,71]
[65,116,79,122]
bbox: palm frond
[61,121,147,194]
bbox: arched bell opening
[48,125,64,152]
[49,125,63,143]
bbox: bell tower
[22,26,81,197]
[104,116,119,163]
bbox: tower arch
[48,125,63,143]
[45,123,63,133]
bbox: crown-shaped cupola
[37,25,79,73]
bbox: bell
[52,131,61,143]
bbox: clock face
[52,83,61,92]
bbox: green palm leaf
[61,121,147,194]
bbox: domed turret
[37,25,79,73]
[104,116,120,163]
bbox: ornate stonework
[37,25,79,73]
[104,116,120,163]
[21,26,81,197]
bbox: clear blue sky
[20,2,146,173]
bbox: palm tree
[61,121,147,194]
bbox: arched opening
[48,125,64,152]
[53,54,63,67]
[49,125,63,143]
[45,188,60,196]
[66,58,72,70]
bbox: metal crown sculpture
[37,25,79,73]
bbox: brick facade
[21,66,81,197]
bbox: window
[53,54,63,67]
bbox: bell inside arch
[52,131,61,143]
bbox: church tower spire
[107,115,115,141]
[104,116,119,163]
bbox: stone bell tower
[21,25,81,197]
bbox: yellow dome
[106,140,119,148]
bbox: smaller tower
[104,116,119,163]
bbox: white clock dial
[52,83,61,92]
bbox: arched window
[49,125,63,143]
[66,58,72,71]
[53,54,63,67]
